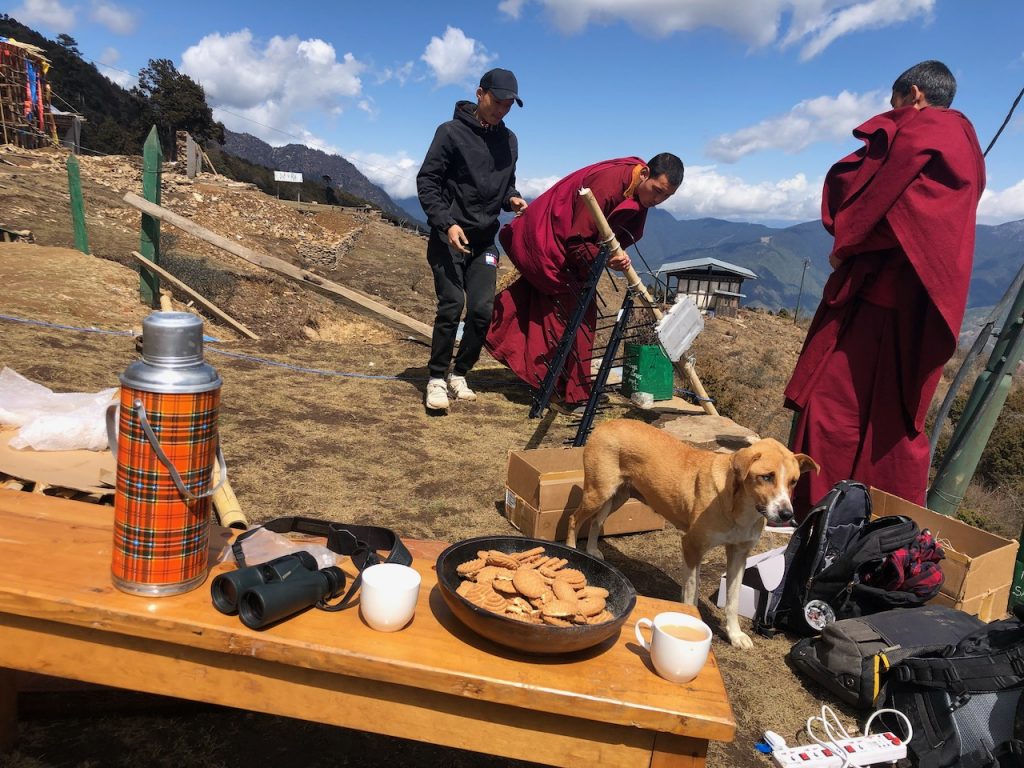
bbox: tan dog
[568,419,818,648]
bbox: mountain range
[396,194,1023,317]
[222,130,416,223]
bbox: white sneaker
[425,378,449,410]
[447,374,477,401]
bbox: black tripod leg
[572,293,634,446]
[529,245,610,418]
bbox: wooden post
[185,134,198,179]
[66,155,90,254]
[139,126,163,307]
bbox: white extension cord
[768,705,912,768]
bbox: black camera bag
[789,605,985,709]
[880,605,1024,768]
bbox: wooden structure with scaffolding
[0,36,57,148]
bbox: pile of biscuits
[455,546,613,626]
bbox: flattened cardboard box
[871,487,1017,622]
[504,447,664,541]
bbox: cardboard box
[714,546,787,619]
[871,488,1017,622]
[504,447,665,541]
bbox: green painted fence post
[66,155,89,254]
[928,277,1024,517]
[139,126,163,307]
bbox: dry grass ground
[1,145,1019,768]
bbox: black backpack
[879,605,1024,768]
[789,605,986,709]
[755,480,936,636]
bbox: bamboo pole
[122,192,433,340]
[578,188,718,416]
[129,251,259,340]
[212,461,247,530]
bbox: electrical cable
[797,704,914,768]
[983,85,1024,158]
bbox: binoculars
[211,552,346,629]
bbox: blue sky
[10,0,1024,225]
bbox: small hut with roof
[655,257,757,318]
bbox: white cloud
[501,0,934,59]
[10,0,75,30]
[377,61,414,86]
[661,165,822,222]
[498,0,528,19]
[516,175,563,199]
[96,47,134,88]
[181,30,365,143]
[421,27,495,88]
[706,89,889,162]
[346,151,420,199]
[978,180,1024,224]
[90,1,135,35]
[785,0,934,61]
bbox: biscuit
[552,579,580,603]
[577,596,606,617]
[457,557,486,577]
[513,546,545,561]
[454,546,615,631]
[541,599,577,618]
[486,551,520,569]
[512,568,546,599]
[554,568,586,588]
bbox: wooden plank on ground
[123,192,432,340]
[127,250,259,340]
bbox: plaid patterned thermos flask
[109,312,226,596]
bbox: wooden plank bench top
[0,489,735,766]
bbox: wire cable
[984,85,1024,158]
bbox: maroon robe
[486,158,648,404]
[786,106,985,518]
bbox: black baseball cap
[480,68,523,107]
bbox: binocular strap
[232,516,413,613]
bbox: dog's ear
[731,446,762,481]
[795,453,820,475]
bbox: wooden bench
[0,489,735,766]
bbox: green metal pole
[66,155,89,254]
[927,278,1024,516]
[948,279,1024,449]
[139,126,162,307]
[1011,515,1024,610]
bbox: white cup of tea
[359,563,421,632]
[634,611,712,683]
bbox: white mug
[634,611,712,683]
[359,563,421,632]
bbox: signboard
[273,171,303,183]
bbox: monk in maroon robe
[786,61,986,519]
[486,153,683,405]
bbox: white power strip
[771,732,907,767]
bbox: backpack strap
[893,647,1024,700]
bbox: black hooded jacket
[416,100,521,247]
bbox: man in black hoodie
[417,68,528,412]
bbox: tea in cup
[359,563,421,632]
[634,611,712,683]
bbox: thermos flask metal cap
[142,311,205,368]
